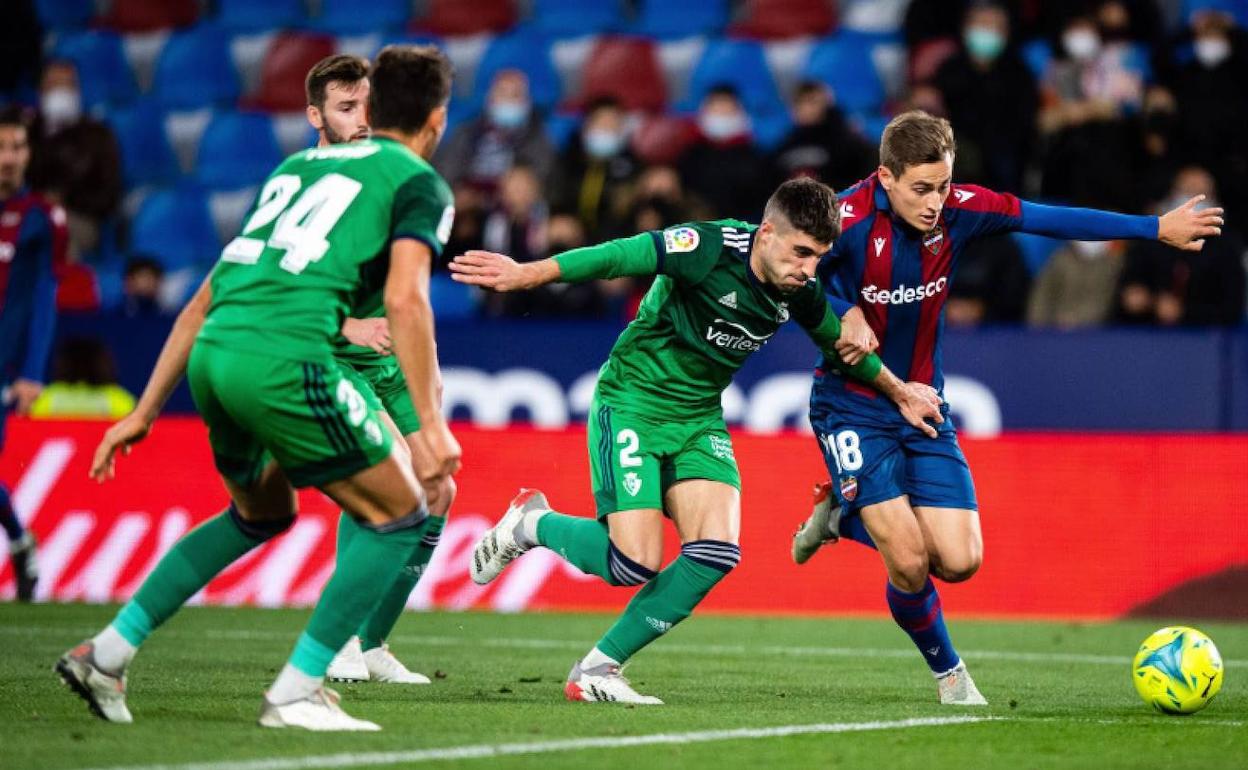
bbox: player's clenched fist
[410,417,462,486]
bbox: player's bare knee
[429,476,456,518]
[227,501,293,541]
[890,549,930,591]
[938,551,982,583]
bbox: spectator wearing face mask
[1037,12,1144,210]
[550,97,640,243]
[28,59,122,262]
[677,85,772,220]
[118,256,169,318]
[435,69,554,195]
[771,81,875,192]
[1166,11,1248,227]
[1027,239,1126,328]
[933,1,1037,192]
[1116,166,1246,326]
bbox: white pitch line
[79,716,994,770]
[3,624,1244,668]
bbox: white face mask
[41,87,81,129]
[699,112,748,142]
[1063,29,1101,62]
[1194,37,1231,68]
[1072,240,1110,259]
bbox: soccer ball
[1132,626,1223,714]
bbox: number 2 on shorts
[617,429,642,467]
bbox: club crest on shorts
[923,225,944,255]
[663,226,700,253]
[840,475,858,502]
[623,471,643,497]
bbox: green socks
[112,506,289,646]
[291,513,429,676]
[596,541,740,663]
[536,512,612,581]
[355,514,445,650]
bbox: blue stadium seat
[683,39,784,116]
[106,99,180,186]
[51,30,137,108]
[634,0,727,38]
[215,0,304,31]
[473,30,561,111]
[802,33,886,115]
[430,274,479,320]
[36,0,94,30]
[1012,232,1062,275]
[151,24,241,110]
[311,0,409,34]
[195,112,283,190]
[130,185,221,271]
[531,0,624,37]
[544,111,582,149]
[1182,0,1248,27]
[1021,39,1052,80]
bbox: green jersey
[198,137,454,362]
[554,220,880,421]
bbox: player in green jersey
[293,54,457,686]
[57,46,459,732]
[452,178,943,704]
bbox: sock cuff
[363,504,429,534]
[113,602,155,647]
[227,503,294,541]
[606,541,657,586]
[886,577,936,602]
[680,539,740,574]
[289,631,340,678]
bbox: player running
[790,111,1224,705]
[56,46,460,731]
[451,178,943,705]
[298,54,457,686]
[0,106,61,602]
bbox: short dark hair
[764,177,840,245]
[705,83,741,102]
[368,45,453,135]
[879,110,956,177]
[124,255,164,279]
[0,104,33,131]
[305,54,369,110]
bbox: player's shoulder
[658,220,734,257]
[6,190,66,234]
[943,182,1021,218]
[835,175,880,236]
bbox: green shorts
[338,362,421,436]
[587,398,740,518]
[188,341,393,489]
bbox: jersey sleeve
[20,205,64,383]
[948,184,1023,239]
[649,222,724,285]
[391,172,455,260]
[819,239,858,318]
[1018,200,1158,240]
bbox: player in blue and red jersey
[0,105,65,602]
[791,111,1223,705]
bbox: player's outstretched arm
[1016,196,1223,251]
[448,232,659,291]
[90,276,213,481]
[386,238,461,486]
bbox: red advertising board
[1,418,1245,618]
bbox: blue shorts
[809,410,977,514]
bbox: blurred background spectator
[3,0,1243,328]
[28,336,135,419]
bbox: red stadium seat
[909,37,959,84]
[731,0,837,40]
[411,0,516,36]
[631,114,697,165]
[575,37,667,112]
[102,0,198,33]
[242,33,337,113]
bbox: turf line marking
[81,716,993,770]
[5,625,1244,669]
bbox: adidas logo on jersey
[718,291,738,309]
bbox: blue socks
[0,483,23,541]
[886,578,960,675]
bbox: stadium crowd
[2,0,1246,332]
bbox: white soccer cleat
[363,644,431,684]
[792,481,841,565]
[327,635,369,682]
[469,488,548,585]
[258,687,381,731]
[937,661,988,706]
[564,660,664,705]
[55,641,133,724]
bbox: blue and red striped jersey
[812,173,1156,421]
[0,187,66,385]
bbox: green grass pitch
[1,603,1244,769]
